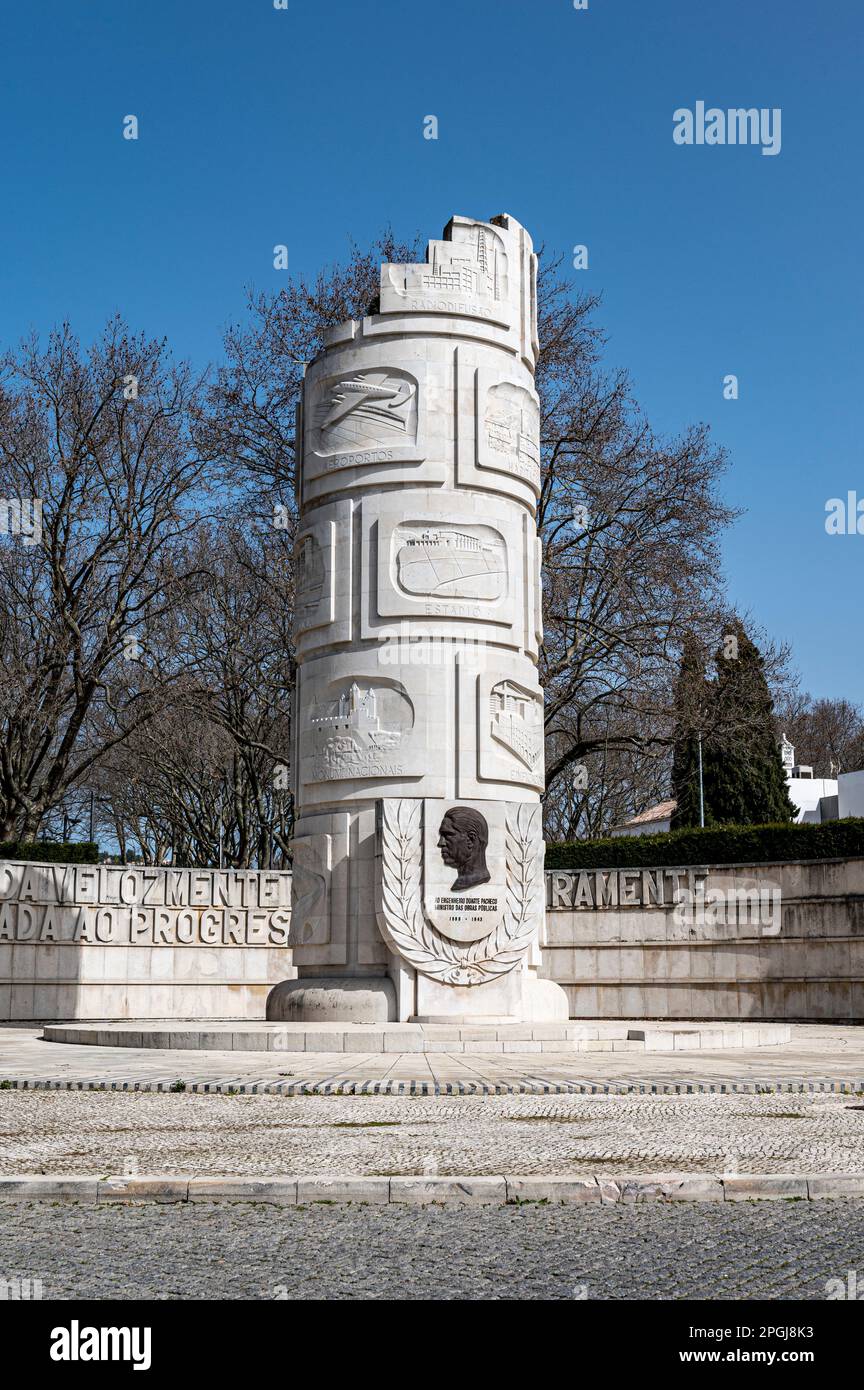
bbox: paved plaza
[3,1022,864,1304]
[2,1087,864,1178]
[2,1022,864,1179]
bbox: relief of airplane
[321,372,414,429]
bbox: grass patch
[330,1120,405,1129]
[505,1115,595,1124]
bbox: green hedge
[545,819,864,870]
[0,841,99,865]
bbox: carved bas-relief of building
[383,221,510,320]
[490,680,543,772]
[394,524,507,602]
[484,381,541,486]
[267,212,569,1026]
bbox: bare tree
[776,693,864,778]
[534,256,737,827]
[94,519,294,866]
[0,233,770,850]
[0,318,218,840]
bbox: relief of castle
[310,682,402,763]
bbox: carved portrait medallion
[376,798,544,979]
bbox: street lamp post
[697,730,705,829]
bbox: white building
[609,738,862,837]
[610,800,675,838]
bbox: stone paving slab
[2,1023,864,1095]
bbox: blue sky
[1,0,861,702]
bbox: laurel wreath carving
[377,800,543,985]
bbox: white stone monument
[267,213,568,1024]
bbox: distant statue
[437,807,490,892]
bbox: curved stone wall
[0,862,294,1021]
[540,857,864,1021]
[4,856,863,1022]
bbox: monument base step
[41,1020,791,1055]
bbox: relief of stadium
[393,524,507,602]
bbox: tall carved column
[267,213,568,1024]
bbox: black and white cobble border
[1,1077,864,1095]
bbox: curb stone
[296,1176,390,1205]
[97,1177,190,1202]
[390,1176,507,1205]
[0,1176,99,1201]
[188,1177,299,1203]
[2,1173,864,1205]
[807,1175,864,1199]
[722,1175,809,1201]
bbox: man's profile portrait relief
[437,807,491,892]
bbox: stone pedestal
[267,212,569,1025]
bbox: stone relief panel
[308,680,412,779]
[450,349,540,510]
[313,368,418,456]
[298,674,428,792]
[300,346,445,503]
[454,658,545,797]
[533,527,544,650]
[296,655,456,804]
[521,512,543,662]
[360,495,538,649]
[476,374,541,493]
[293,498,353,651]
[370,214,538,372]
[286,812,350,967]
[489,678,544,774]
[296,530,326,623]
[288,833,331,946]
[394,522,507,603]
[379,219,511,326]
[303,362,427,480]
[376,797,544,985]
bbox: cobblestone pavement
[1,1198,862,1299]
[3,1023,864,1095]
[3,1087,864,1176]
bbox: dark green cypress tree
[700,622,796,826]
[670,623,796,827]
